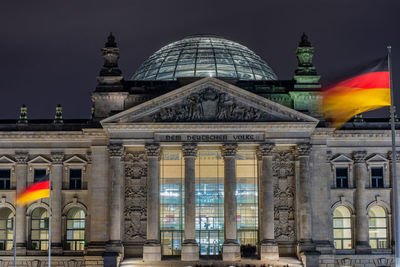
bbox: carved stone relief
[273,150,296,241]
[151,87,281,122]
[124,152,147,242]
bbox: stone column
[15,151,28,254]
[143,143,162,261]
[222,143,240,261]
[181,143,199,261]
[50,152,64,254]
[353,151,371,253]
[257,143,279,260]
[388,151,400,250]
[107,143,124,253]
[296,144,315,252]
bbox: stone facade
[0,34,397,267]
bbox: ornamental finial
[105,32,117,48]
[54,104,63,124]
[17,104,28,124]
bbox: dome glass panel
[131,35,277,81]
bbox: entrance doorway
[160,230,183,256]
[197,230,223,255]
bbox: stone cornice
[0,129,107,141]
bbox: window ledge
[366,187,392,191]
[26,250,48,256]
[330,187,356,191]
[371,248,392,254]
[63,250,85,256]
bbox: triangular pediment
[28,156,51,164]
[366,154,388,163]
[331,154,353,163]
[102,77,319,124]
[0,156,15,164]
[63,155,87,165]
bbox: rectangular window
[34,169,47,183]
[371,167,384,188]
[69,169,82,190]
[336,167,348,188]
[0,169,11,190]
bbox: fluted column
[15,152,28,254]
[296,143,315,253]
[107,143,124,253]
[181,143,199,261]
[222,143,240,261]
[143,143,162,261]
[50,152,64,254]
[353,151,371,253]
[257,143,279,260]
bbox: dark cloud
[0,0,399,118]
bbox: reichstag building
[0,33,397,267]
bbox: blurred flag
[16,174,50,207]
[321,57,390,129]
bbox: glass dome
[131,35,277,81]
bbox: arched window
[0,207,14,250]
[66,207,85,250]
[333,206,352,249]
[368,206,388,248]
[30,207,49,250]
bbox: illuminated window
[66,207,85,251]
[236,151,258,246]
[195,150,224,255]
[369,206,388,248]
[0,207,14,250]
[333,206,352,249]
[160,150,184,256]
[30,207,48,250]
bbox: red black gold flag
[16,174,50,207]
[321,57,390,129]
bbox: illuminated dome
[131,35,277,81]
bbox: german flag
[321,57,390,129]
[16,174,50,207]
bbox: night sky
[0,0,399,119]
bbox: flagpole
[13,210,16,267]
[388,46,400,266]
[48,172,52,267]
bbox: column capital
[353,151,367,163]
[387,151,400,162]
[145,143,161,157]
[108,143,124,157]
[222,143,238,157]
[256,143,274,159]
[50,152,64,164]
[182,143,197,157]
[296,143,311,157]
[15,151,29,164]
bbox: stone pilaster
[143,143,161,261]
[353,151,371,253]
[107,143,124,254]
[296,143,315,253]
[222,143,240,261]
[257,143,279,260]
[181,143,199,261]
[87,146,109,255]
[15,151,28,255]
[50,152,64,255]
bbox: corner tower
[289,33,321,115]
[91,33,128,119]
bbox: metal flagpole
[388,46,400,266]
[13,210,16,267]
[48,173,52,267]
